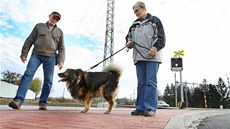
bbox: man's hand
[58,63,64,70]
[20,56,27,63]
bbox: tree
[216,77,230,108]
[163,83,176,107]
[200,79,209,92]
[116,97,131,105]
[1,70,21,84]
[190,87,203,108]
[29,77,42,99]
[163,77,230,109]
[207,84,221,108]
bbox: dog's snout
[58,73,64,77]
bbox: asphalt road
[197,114,230,129]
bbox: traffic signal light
[171,57,183,68]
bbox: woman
[126,1,166,117]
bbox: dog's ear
[76,69,84,85]
[68,73,76,83]
[65,70,77,85]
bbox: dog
[58,64,122,114]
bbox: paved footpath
[0,105,229,129]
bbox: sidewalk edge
[164,110,230,129]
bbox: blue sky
[0,0,230,99]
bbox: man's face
[48,14,59,26]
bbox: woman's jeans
[135,61,160,112]
[14,54,55,105]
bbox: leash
[132,42,154,60]
[88,46,127,70]
[88,42,154,71]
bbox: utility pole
[103,0,115,68]
[62,88,65,99]
[174,73,178,107]
[180,70,184,102]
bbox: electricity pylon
[103,0,115,68]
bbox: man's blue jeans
[135,61,160,112]
[14,54,55,105]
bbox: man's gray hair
[133,1,146,10]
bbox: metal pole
[180,71,184,102]
[185,89,188,108]
[174,73,178,107]
[62,88,65,98]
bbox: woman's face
[133,6,146,20]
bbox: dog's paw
[104,111,111,114]
[80,110,87,113]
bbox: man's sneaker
[8,99,21,109]
[144,109,155,117]
[131,109,144,115]
[39,104,47,110]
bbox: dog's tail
[102,64,122,79]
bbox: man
[9,11,65,110]
[126,2,166,117]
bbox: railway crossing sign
[174,50,184,57]
[171,50,184,71]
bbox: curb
[164,109,230,129]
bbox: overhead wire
[74,0,94,34]
[83,1,107,37]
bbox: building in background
[0,81,35,99]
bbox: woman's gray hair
[133,1,146,10]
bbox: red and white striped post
[204,92,207,108]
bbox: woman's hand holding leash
[126,40,133,49]
[148,48,157,56]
